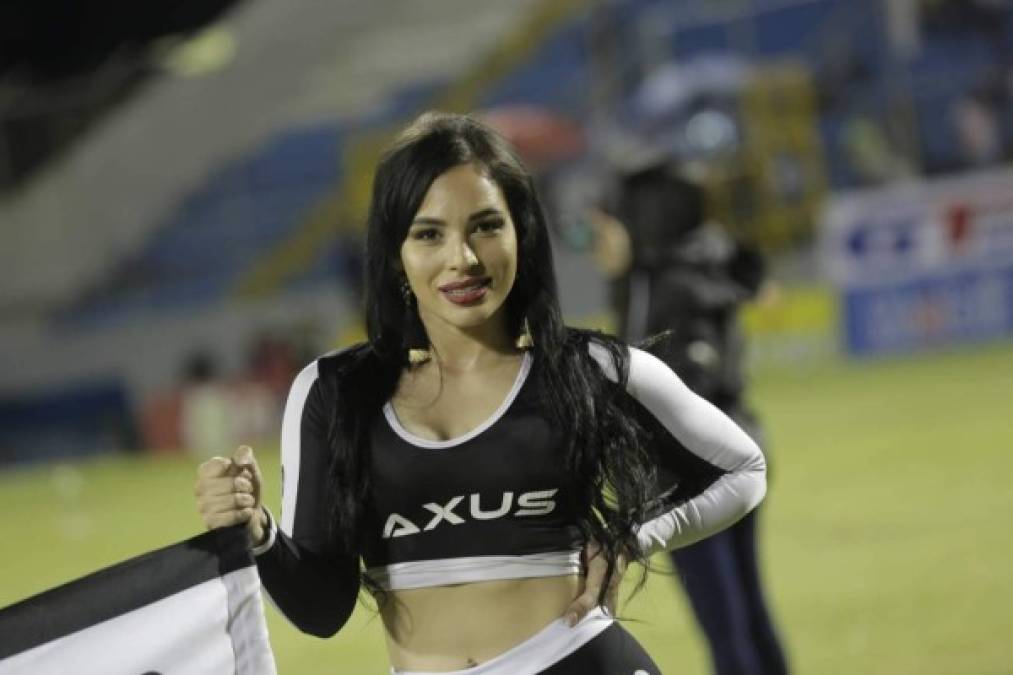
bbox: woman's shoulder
[562,327,675,386]
[315,341,374,372]
[290,342,378,394]
[558,326,629,381]
[563,326,646,357]
[575,328,673,359]
[562,326,624,350]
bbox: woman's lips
[439,277,490,305]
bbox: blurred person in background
[952,88,1004,168]
[192,111,767,674]
[178,350,231,458]
[588,157,789,675]
[246,332,300,406]
[178,347,280,459]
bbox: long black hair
[326,111,659,606]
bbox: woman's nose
[450,239,480,269]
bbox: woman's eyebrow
[468,208,503,222]
[411,208,503,226]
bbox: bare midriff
[381,574,582,672]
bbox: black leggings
[539,622,662,674]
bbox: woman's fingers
[232,445,259,478]
[562,541,628,626]
[604,555,625,616]
[197,492,257,515]
[195,448,263,536]
[202,508,256,530]
[562,541,606,626]
[606,584,620,616]
[231,446,262,503]
[193,475,254,498]
[197,456,232,479]
[563,584,602,627]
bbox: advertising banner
[820,168,1013,355]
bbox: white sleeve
[588,341,767,556]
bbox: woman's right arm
[255,359,361,637]
[195,360,360,638]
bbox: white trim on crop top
[381,351,533,449]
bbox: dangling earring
[515,318,534,350]
[401,278,431,365]
[408,347,431,365]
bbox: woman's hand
[194,445,268,547]
[586,208,633,280]
[562,540,626,627]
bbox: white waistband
[391,607,613,675]
[366,551,581,591]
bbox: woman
[194,111,767,674]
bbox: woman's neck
[419,314,519,374]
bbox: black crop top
[252,339,766,634]
[360,352,585,590]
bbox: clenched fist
[194,445,268,547]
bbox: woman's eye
[475,219,504,234]
[412,228,440,241]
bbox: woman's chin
[431,307,503,332]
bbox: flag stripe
[0,526,253,658]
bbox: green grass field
[2,341,1011,674]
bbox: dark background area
[0,0,244,190]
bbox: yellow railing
[708,61,828,251]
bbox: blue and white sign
[820,168,1013,355]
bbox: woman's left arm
[589,341,767,556]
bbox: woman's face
[400,162,518,337]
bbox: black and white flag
[0,525,277,675]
